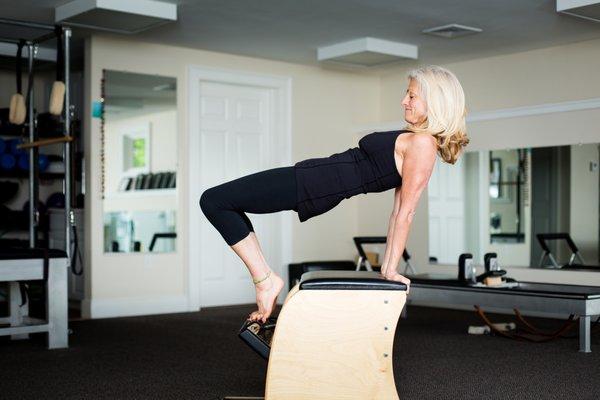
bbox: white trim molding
[357,96,600,133]
[187,65,293,312]
[85,295,189,319]
[468,97,600,122]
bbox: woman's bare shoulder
[396,132,437,157]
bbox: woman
[200,65,469,323]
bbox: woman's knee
[199,188,220,218]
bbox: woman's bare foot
[248,271,284,323]
[382,272,411,294]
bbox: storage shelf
[104,188,176,199]
[0,170,65,180]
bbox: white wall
[84,35,380,318]
[83,34,600,318]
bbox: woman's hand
[381,269,411,294]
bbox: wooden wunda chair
[256,270,407,400]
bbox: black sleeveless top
[294,130,407,222]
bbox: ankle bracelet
[253,270,271,285]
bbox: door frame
[187,65,292,311]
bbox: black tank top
[294,130,407,222]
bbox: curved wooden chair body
[265,271,407,400]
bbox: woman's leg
[199,166,297,322]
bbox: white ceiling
[0,0,599,68]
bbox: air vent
[317,37,418,67]
[55,0,177,34]
[557,0,600,23]
[422,23,482,38]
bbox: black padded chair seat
[299,270,407,291]
[0,248,67,260]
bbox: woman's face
[401,78,427,127]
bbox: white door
[196,81,280,307]
[428,157,466,264]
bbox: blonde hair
[406,65,469,164]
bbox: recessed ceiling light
[422,23,482,39]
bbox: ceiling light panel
[318,37,418,67]
[55,0,177,34]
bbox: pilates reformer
[354,236,416,274]
[536,233,600,270]
[228,270,408,400]
[406,253,600,352]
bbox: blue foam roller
[8,139,23,155]
[17,154,29,170]
[0,153,16,170]
[46,192,65,208]
[0,138,5,154]
[38,154,49,172]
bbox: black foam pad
[0,248,67,260]
[299,270,407,291]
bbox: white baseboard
[84,295,191,319]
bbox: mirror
[428,143,599,268]
[489,149,527,244]
[101,70,177,253]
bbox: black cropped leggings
[199,166,298,246]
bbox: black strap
[15,40,25,95]
[54,26,64,82]
[42,248,49,281]
[19,282,28,307]
[25,47,35,114]
[71,226,83,276]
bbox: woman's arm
[381,134,437,283]
[380,188,401,274]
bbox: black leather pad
[299,270,407,291]
[0,248,67,260]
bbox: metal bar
[0,38,21,45]
[46,257,68,349]
[579,315,591,353]
[0,18,55,31]
[0,324,51,336]
[32,31,58,45]
[548,253,560,268]
[27,43,38,248]
[63,27,72,262]
[17,136,74,149]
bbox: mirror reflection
[104,210,176,253]
[489,149,527,244]
[102,70,177,253]
[428,143,599,268]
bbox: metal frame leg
[47,258,68,349]
[9,282,29,340]
[579,315,591,353]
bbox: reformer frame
[353,236,416,274]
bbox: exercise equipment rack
[0,18,74,264]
